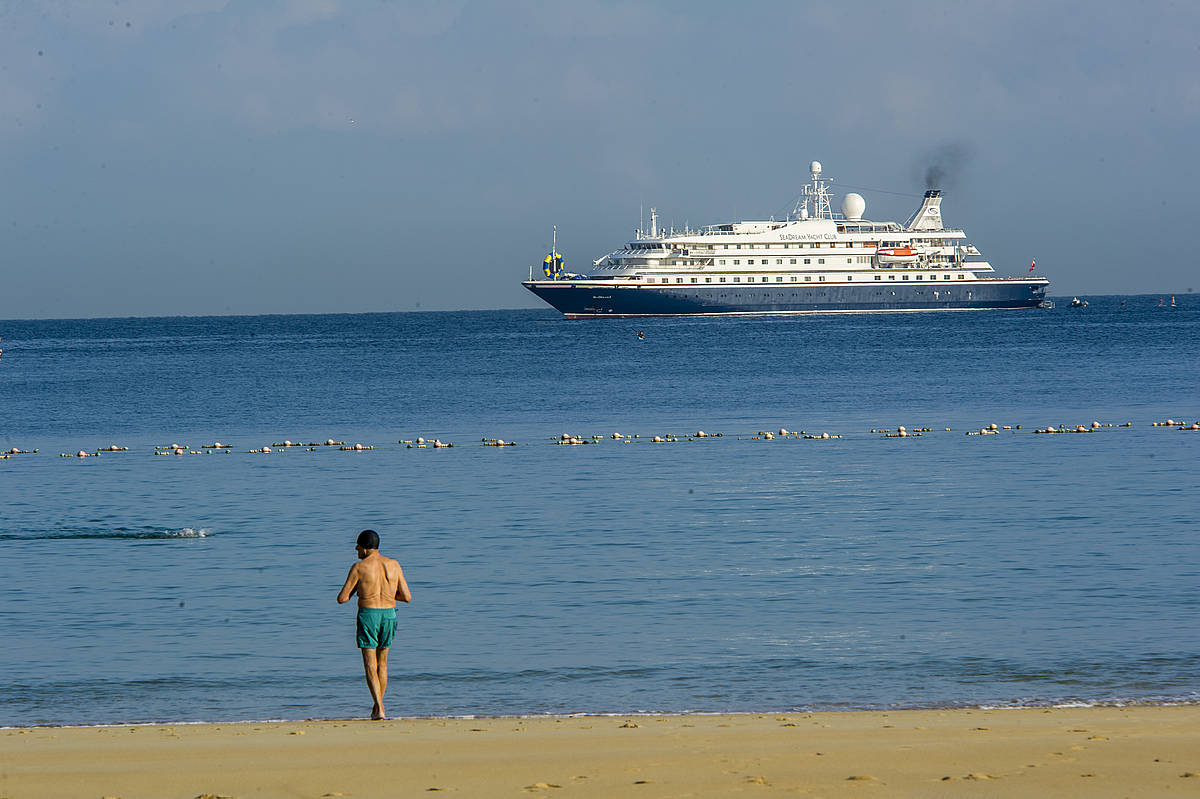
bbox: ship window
[888,275,896,280]
[790,276,797,282]
[719,259,726,265]
[875,275,882,281]
[676,278,683,283]
[747,244,754,249]
[916,274,922,280]
[691,277,698,283]
[846,258,852,264]
[761,259,768,265]
[818,276,825,282]
[944,274,950,280]
[902,275,909,281]
[723,245,729,249]
[804,258,811,264]
[776,259,783,265]
[790,258,796,264]
[762,276,769,283]
[818,258,825,264]
[847,276,853,281]
[719,277,726,283]
[733,277,740,282]
[776,276,783,282]
[736,245,742,249]
[805,276,812,282]
[705,277,712,283]
[958,274,965,279]
[733,259,740,265]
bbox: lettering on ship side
[778,233,837,241]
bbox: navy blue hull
[524,279,1049,317]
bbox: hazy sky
[1,0,1196,318]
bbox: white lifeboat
[876,247,919,265]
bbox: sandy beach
[2,706,1197,798]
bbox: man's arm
[395,565,412,603]
[336,563,360,604]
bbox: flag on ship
[1029,259,1036,272]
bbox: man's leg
[360,648,385,720]
[376,648,389,706]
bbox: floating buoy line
[5,417,1197,464]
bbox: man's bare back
[338,552,412,608]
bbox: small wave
[0,526,210,541]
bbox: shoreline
[4,706,1198,798]
[5,697,1200,731]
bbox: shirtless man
[337,530,412,720]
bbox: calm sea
[0,297,1197,726]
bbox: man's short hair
[356,529,380,550]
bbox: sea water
[0,297,1197,726]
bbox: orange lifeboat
[875,246,919,265]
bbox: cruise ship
[523,161,1048,317]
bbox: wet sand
[2,706,1197,798]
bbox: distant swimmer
[636,330,645,341]
[1120,300,1126,309]
[337,529,412,720]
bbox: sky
[1,0,1197,319]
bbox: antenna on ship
[792,160,833,220]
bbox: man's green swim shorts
[355,607,397,650]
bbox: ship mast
[793,160,833,220]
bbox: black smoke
[915,142,972,191]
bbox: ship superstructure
[523,161,1048,317]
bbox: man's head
[356,529,379,557]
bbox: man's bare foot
[371,702,385,720]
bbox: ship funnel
[905,190,943,230]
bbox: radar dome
[841,192,866,220]
[810,160,822,176]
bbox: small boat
[1038,299,1055,309]
[1171,295,1177,307]
[875,246,919,265]
[1069,297,1088,308]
